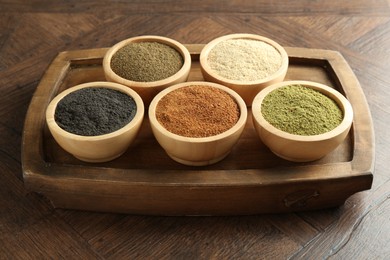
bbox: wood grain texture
[1,1,390,259]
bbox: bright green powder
[261,84,343,135]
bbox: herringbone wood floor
[1,1,390,259]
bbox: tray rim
[21,45,374,214]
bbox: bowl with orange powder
[148,81,247,166]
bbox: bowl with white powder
[200,34,289,106]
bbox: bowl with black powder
[251,80,353,162]
[46,81,144,163]
[103,35,191,106]
[148,81,248,166]
[200,33,289,106]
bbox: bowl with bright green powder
[252,80,353,162]
[103,35,191,106]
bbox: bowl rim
[45,81,145,141]
[102,35,191,88]
[251,80,354,142]
[199,33,289,86]
[148,81,248,143]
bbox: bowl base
[168,152,230,166]
[73,151,126,163]
[271,150,320,163]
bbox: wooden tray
[22,44,374,215]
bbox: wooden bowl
[200,33,289,106]
[46,81,144,163]
[148,81,248,166]
[251,80,354,162]
[103,35,191,106]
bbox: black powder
[55,87,137,136]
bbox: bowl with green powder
[103,35,191,106]
[251,80,353,162]
[149,81,248,166]
[200,33,289,106]
[46,81,144,163]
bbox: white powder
[207,39,282,81]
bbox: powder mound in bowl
[156,85,240,138]
[110,41,184,82]
[207,39,282,81]
[261,84,343,136]
[55,87,137,136]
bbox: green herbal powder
[111,41,184,82]
[261,85,343,135]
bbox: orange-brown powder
[156,85,240,138]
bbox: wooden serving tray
[22,44,374,215]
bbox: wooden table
[1,1,389,259]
